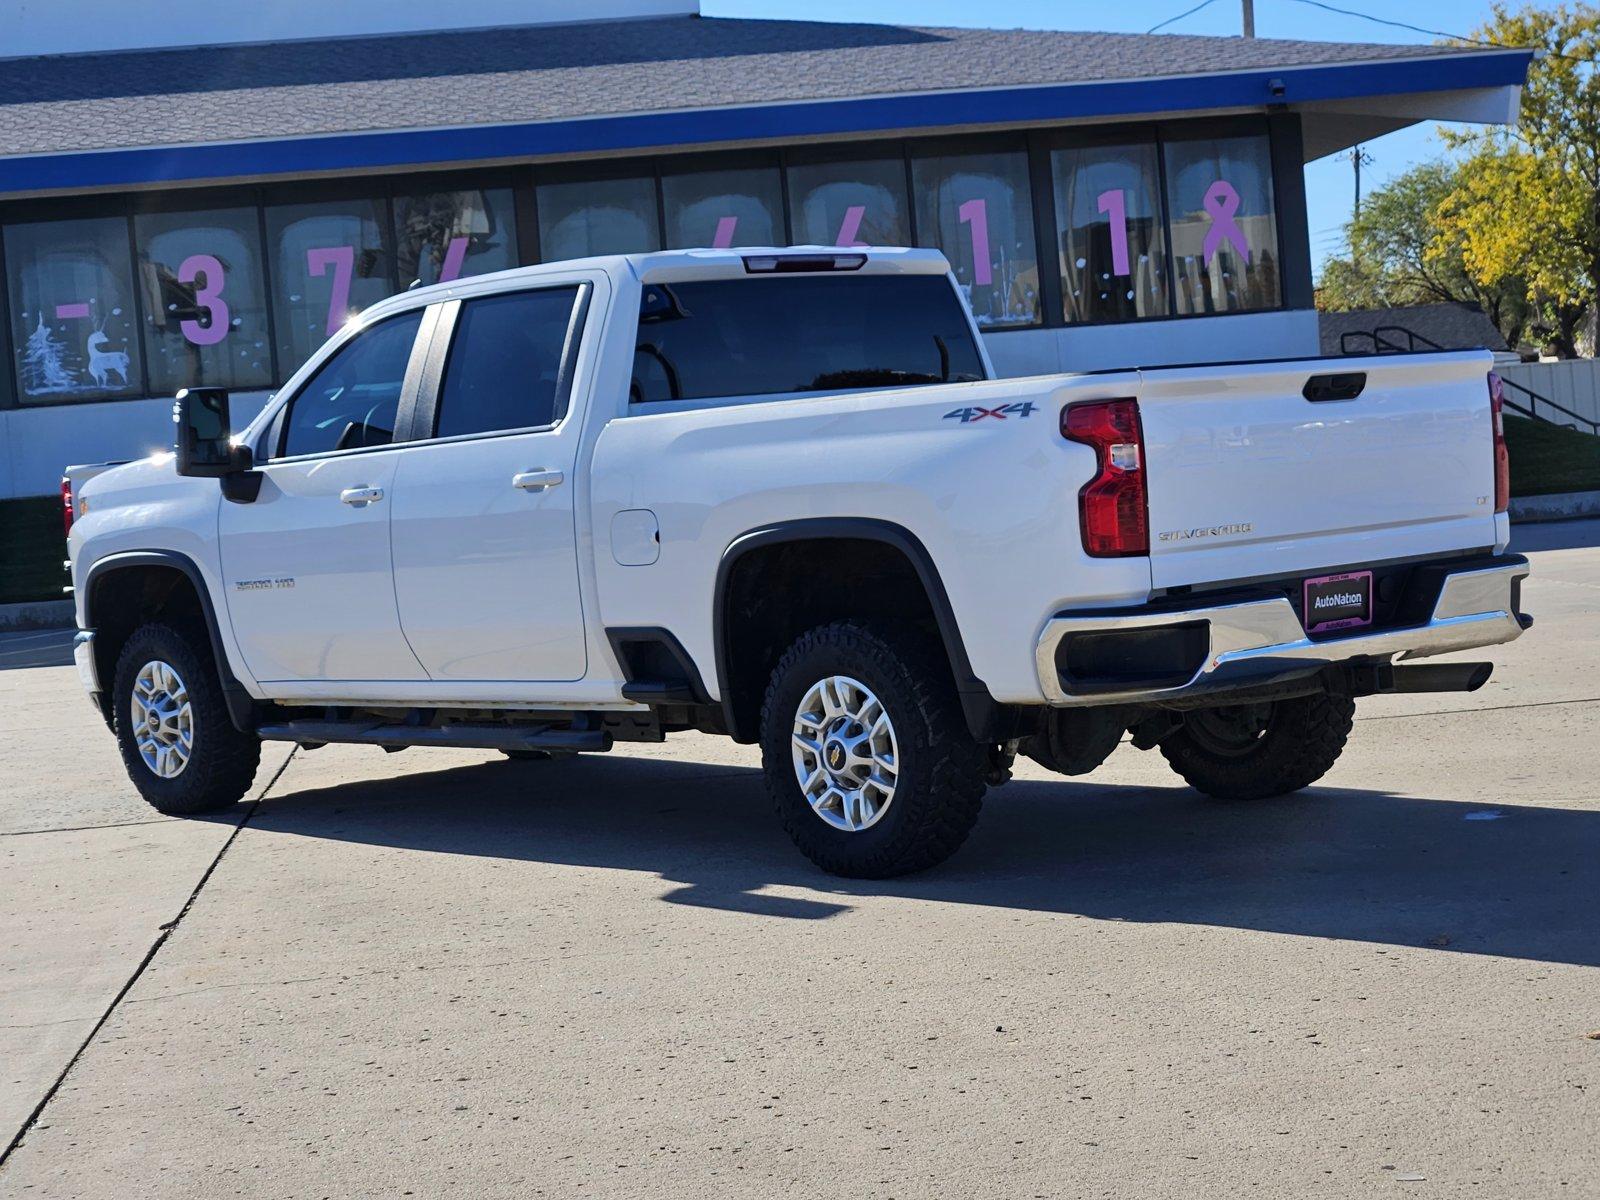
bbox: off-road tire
[759,620,987,878]
[1159,692,1355,800]
[113,621,261,815]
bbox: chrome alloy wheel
[130,659,194,780]
[791,675,899,832]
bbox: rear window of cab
[630,274,986,404]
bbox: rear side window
[280,311,423,458]
[434,287,584,438]
[631,274,985,404]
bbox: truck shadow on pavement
[239,750,1600,968]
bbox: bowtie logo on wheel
[943,401,1039,424]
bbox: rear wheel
[1159,692,1354,800]
[759,620,987,878]
[112,622,261,815]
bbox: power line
[1148,0,1220,35]
[1281,0,1598,64]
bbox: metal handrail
[1338,324,1445,356]
[1496,373,1600,436]
[1338,320,1599,436]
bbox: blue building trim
[0,49,1532,195]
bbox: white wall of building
[1,311,1320,500]
[1497,360,1600,431]
[0,0,699,58]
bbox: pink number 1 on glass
[1095,189,1132,277]
[307,245,356,336]
[956,199,992,286]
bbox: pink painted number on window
[178,253,230,346]
[438,236,469,283]
[1096,189,1132,277]
[307,245,356,336]
[957,198,992,286]
[835,205,867,247]
[55,302,91,320]
[712,217,738,249]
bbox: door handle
[512,469,564,492]
[339,486,385,506]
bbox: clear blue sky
[702,0,1510,279]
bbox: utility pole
[1242,0,1255,36]
[1349,144,1375,217]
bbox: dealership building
[0,0,1532,506]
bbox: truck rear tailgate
[1136,351,1500,590]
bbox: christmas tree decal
[19,313,76,395]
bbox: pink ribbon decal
[438,236,469,283]
[835,205,867,247]
[1096,189,1131,276]
[55,302,90,319]
[307,245,356,336]
[957,198,992,286]
[1201,180,1251,266]
[712,217,738,249]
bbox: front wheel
[1159,692,1355,800]
[759,621,988,878]
[113,622,261,815]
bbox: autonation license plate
[1303,570,1373,633]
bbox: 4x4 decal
[943,401,1039,424]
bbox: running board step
[255,720,612,754]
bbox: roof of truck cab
[356,246,954,321]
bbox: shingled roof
[0,16,1523,159]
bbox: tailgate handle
[1303,372,1366,402]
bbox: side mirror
[174,387,261,502]
[174,387,248,477]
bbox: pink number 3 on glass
[178,254,230,347]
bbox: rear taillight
[1063,398,1148,557]
[60,475,74,537]
[1488,372,1510,513]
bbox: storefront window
[537,176,660,261]
[911,150,1039,328]
[134,208,272,395]
[1052,143,1168,324]
[661,166,783,250]
[787,157,910,247]
[265,199,393,375]
[394,188,516,288]
[1163,133,1281,315]
[5,217,143,403]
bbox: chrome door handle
[339,486,385,506]
[512,469,564,492]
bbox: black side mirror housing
[174,387,261,502]
[174,387,240,476]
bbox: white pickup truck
[65,247,1531,877]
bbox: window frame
[409,280,593,447]
[268,303,438,464]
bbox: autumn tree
[1319,160,1531,348]
[1433,3,1600,357]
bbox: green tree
[1319,160,1531,349]
[1433,3,1600,357]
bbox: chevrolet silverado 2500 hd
[64,247,1531,877]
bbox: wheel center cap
[824,740,848,773]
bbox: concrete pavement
[1,522,1596,1198]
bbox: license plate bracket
[1302,570,1373,633]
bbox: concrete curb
[0,599,73,632]
[1510,489,1600,523]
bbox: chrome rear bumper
[1036,557,1530,707]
